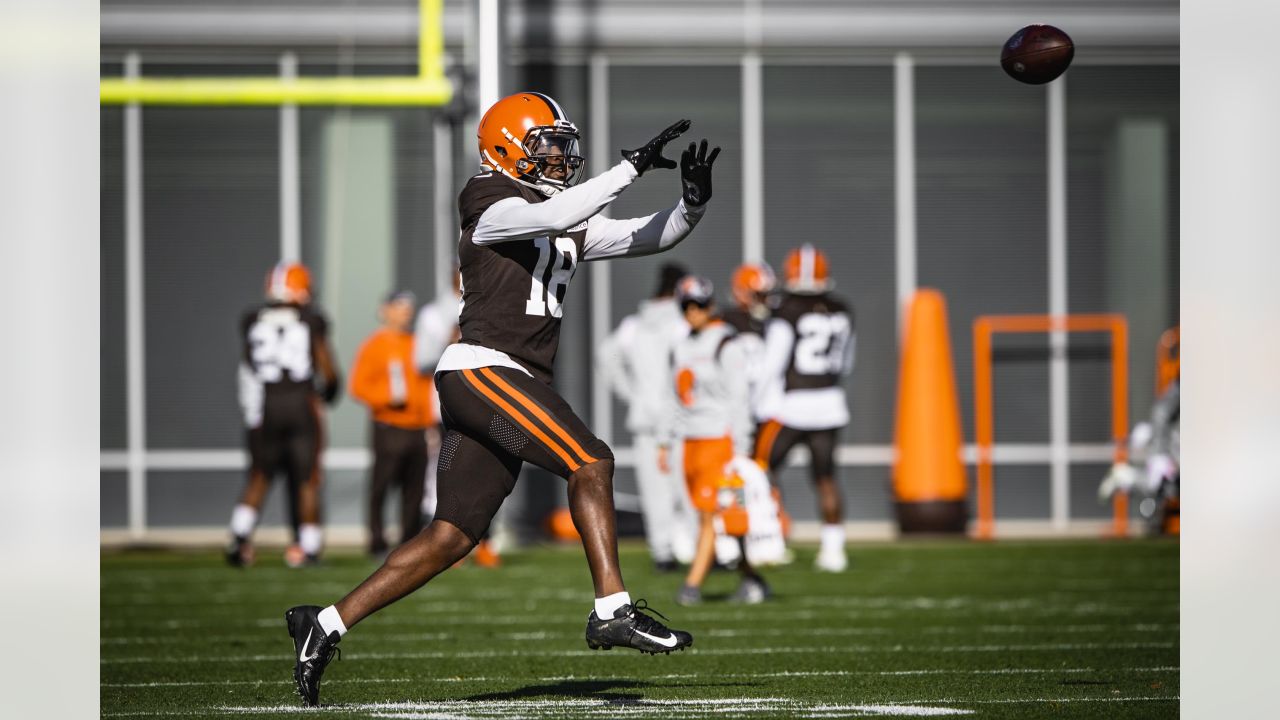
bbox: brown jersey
[240,301,330,397]
[456,172,587,384]
[721,307,766,338]
[769,292,854,391]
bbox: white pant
[633,433,697,564]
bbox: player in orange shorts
[658,276,770,605]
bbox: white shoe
[815,548,848,573]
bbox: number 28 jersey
[455,173,586,385]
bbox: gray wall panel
[1066,66,1179,432]
[775,464,894,523]
[763,65,897,444]
[916,66,1049,444]
[102,106,128,450]
[965,464,1051,520]
[142,92,281,448]
[102,471,128,527]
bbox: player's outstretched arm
[581,139,721,261]
[473,120,691,246]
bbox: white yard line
[99,694,1180,718]
[101,641,1177,664]
[103,666,1178,688]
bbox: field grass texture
[102,539,1178,718]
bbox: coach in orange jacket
[349,290,435,556]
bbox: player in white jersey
[598,263,698,570]
[722,262,790,566]
[756,244,855,572]
[660,276,771,605]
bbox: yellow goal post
[100,0,452,107]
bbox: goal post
[973,314,1129,540]
[100,0,452,107]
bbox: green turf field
[101,539,1178,718]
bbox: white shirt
[661,321,753,456]
[597,297,689,434]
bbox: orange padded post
[893,290,968,533]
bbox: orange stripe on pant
[460,369,581,472]
[478,367,599,467]
[754,419,783,467]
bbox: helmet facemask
[509,121,584,195]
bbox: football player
[285,92,719,706]
[349,290,433,557]
[660,276,771,605]
[227,263,340,567]
[755,244,855,572]
[721,262,791,566]
[597,262,698,572]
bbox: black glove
[320,376,341,405]
[680,139,720,207]
[621,119,690,175]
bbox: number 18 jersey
[455,172,585,385]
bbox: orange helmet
[265,262,311,304]
[731,262,776,306]
[477,92,584,194]
[783,244,831,293]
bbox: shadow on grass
[463,678,758,704]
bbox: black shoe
[585,600,693,655]
[225,536,254,567]
[285,605,341,707]
[653,559,680,573]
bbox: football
[1000,24,1074,84]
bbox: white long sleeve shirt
[597,297,689,435]
[660,321,753,456]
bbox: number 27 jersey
[455,172,585,385]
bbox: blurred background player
[722,262,790,566]
[598,262,697,571]
[228,262,340,567]
[661,276,770,605]
[414,270,500,567]
[349,291,434,558]
[1099,376,1179,530]
[756,244,855,572]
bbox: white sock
[594,591,632,620]
[230,504,258,538]
[299,524,323,556]
[317,605,348,638]
[820,523,845,554]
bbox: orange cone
[892,290,968,533]
[546,507,581,542]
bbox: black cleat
[585,599,692,655]
[285,605,340,706]
[225,536,254,567]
